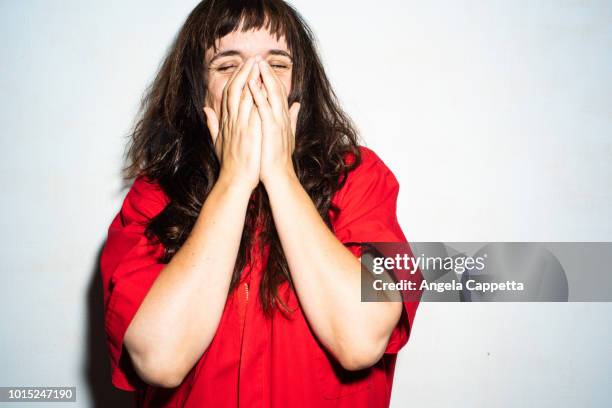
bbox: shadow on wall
[83,243,134,407]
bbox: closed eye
[215,63,290,72]
[217,65,237,72]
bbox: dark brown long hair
[123,0,361,317]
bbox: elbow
[333,337,387,371]
[127,349,188,389]
[331,304,401,371]
[142,365,186,389]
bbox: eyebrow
[209,49,293,64]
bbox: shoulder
[330,146,406,244]
[335,146,399,203]
[102,176,169,269]
[121,175,169,224]
[345,146,397,181]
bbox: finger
[248,105,262,141]
[257,59,286,117]
[288,102,301,138]
[237,85,254,130]
[237,62,260,128]
[203,106,219,143]
[221,60,245,124]
[203,106,222,158]
[253,71,268,99]
[248,76,274,124]
[227,57,257,119]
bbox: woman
[100,1,421,406]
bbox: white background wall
[1,1,610,406]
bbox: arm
[122,57,262,388]
[249,59,403,371]
[123,179,251,388]
[264,172,403,371]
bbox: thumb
[203,106,219,144]
[289,102,301,137]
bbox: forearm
[124,176,251,386]
[264,172,402,370]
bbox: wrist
[261,166,300,195]
[215,172,256,200]
[261,164,298,188]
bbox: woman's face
[204,26,293,118]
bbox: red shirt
[100,146,421,407]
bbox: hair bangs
[204,1,295,55]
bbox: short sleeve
[331,146,421,355]
[100,176,169,391]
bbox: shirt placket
[237,242,269,408]
[237,278,250,358]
